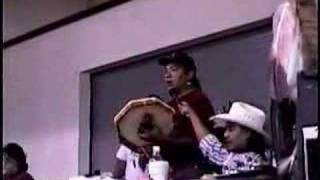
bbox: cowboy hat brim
[209,114,271,145]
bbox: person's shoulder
[183,89,203,100]
[17,172,35,180]
[25,173,35,180]
[185,90,212,106]
[116,144,134,161]
[119,144,132,153]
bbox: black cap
[158,52,196,72]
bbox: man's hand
[138,123,164,143]
[178,101,196,118]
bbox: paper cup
[148,161,169,180]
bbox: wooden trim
[3,0,131,49]
[87,17,272,75]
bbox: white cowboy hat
[209,101,271,145]
[114,97,175,147]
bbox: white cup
[148,161,169,180]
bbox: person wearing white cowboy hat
[178,101,271,175]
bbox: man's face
[162,63,191,91]
[223,122,251,151]
[3,153,18,175]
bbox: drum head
[114,97,175,147]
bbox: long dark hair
[184,67,202,90]
[189,76,202,90]
[246,131,268,158]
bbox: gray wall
[3,0,87,41]
[90,27,273,172]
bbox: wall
[3,0,281,179]
[3,0,87,41]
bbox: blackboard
[89,23,273,173]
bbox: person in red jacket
[139,52,217,179]
[3,143,34,180]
